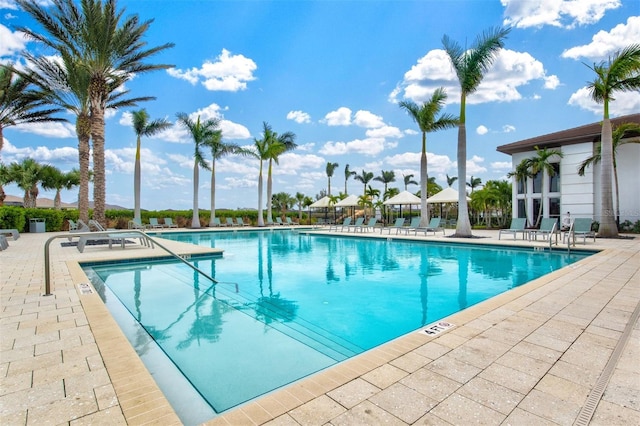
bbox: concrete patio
[1,227,638,425]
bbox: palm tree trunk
[91,104,106,226]
[77,114,91,223]
[420,131,429,227]
[134,136,142,221]
[209,161,216,226]
[455,123,472,236]
[599,118,617,237]
[192,160,200,228]
[54,190,61,210]
[267,159,273,223]
[257,161,265,227]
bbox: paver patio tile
[502,407,557,425]
[448,335,511,369]
[412,341,451,360]
[426,354,481,384]
[26,392,99,424]
[326,378,380,409]
[429,392,505,425]
[262,413,302,426]
[535,373,590,406]
[457,376,524,415]
[330,400,408,425]
[478,363,539,395]
[399,368,460,402]
[288,395,346,425]
[369,382,436,424]
[496,350,553,378]
[389,350,432,373]
[547,359,601,388]
[591,399,640,425]
[361,363,408,389]
[518,388,581,424]
[68,407,127,425]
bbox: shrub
[0,206,27,231]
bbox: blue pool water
[84,230,591,422]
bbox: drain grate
[574,300,640,426]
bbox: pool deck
[0,226,638,425]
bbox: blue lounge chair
[0,228,20,240]
[402,217,422,235]
[286,217,297,225]
[355,217,377,233]
[164,218,178,228]
[565,218,595,245]
[148,218,163,229]
[346,217,364,232]
[380,218,405,234]
[226,218,236,227]
[330,217,351,231]
[415,217,445,236]
[0,235,9,250]
[498,218,527,240]
[128,218,147,230]
[528,218,557,241]
[236,217,250,227]
[275,217,285,225]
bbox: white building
[496,113,640,227]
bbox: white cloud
[167,153,193,169]
[391,48,556,105]
[158,103,250,142]
[221,177,256,189]
[491,161,513,170]
[503,125,516,133]
[276,152,326,175]
[296,142,316,152]
[287,110,311,124]
[319,137,389,156]
[105,147,168,174]
[384,151,455,175]
[353,110,385,128]
[119,111,133,127]
[167,49,257,92]
[0,24,26,58]
[13,121,76,139]
[568,86,640,116]
[501,0,621,29]
[0,1,17,10]
[324,107,352,126]
[365,125,403,139]
[466,155,488,175]
[1,139,78,165]
[477,125,489,135]
[561,16,640,60]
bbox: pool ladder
[43,230,220,296]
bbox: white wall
[615,142,640,223]
[560,143,595,219]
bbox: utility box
[29,218,46,233]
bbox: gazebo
[309,196,332,224]
[427,187,470,223]
[383,191,422,222]
[335,194,360,221]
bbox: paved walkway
[1,227,638,425]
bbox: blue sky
[1,0,639,210]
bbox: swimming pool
[84,230,591,423]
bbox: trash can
[29,218,46,233]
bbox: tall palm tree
[40,166,80,209]
[466,176,482,194]
[0,163,10,206]
[585,44,640,237]
[507,158,534,227]
[251,124,271,227]
[261,123,297,223]
[403,173,418,190]
[399,87,459,226]
[578,122,640,226]
[18,0,174,226]
[131,109,172,221]
[354,170,374,197]
[295,192,306,221]
[8,158,44,208]
[374,170,396,196]
[446,174,458,188]
[0,64,65,153]
[208,131,251,226]
[529,146,563,227]
[325,162,339,196]
[344,163,356,195]
[442,26,510,236]
[176,113,218,228]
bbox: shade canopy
[335,194,360,207]
[427,187,470,203]
[309,196,331,208]
[383,190,421,205]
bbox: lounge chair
[88,219,115,232]
[528,218,557,241]
[380,218,405,234]
[286,217,297,226]
[565,218,596,245]
[226,218,236,227]
[77,230,154,253]
[128,218,147,230]
[346,217,365,232]
[330,217,351,231]
[415,217,445,236]
[402,217,422,235]
[68,219,78,231]
[211,217,223,227]
[164,218,178,228]
[498,218,527,240]
[236,217,250,227]
[0,229,20,240]
[275,217,285,225]
[0,235,9,250]
[148,218,163,229]
[355,217,377,233]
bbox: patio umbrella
[383,190,421,220]
[426,187,470,220]
[309,196,331,223]
[335,194,360,220]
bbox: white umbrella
[335,194,360,207]
[427,187,470,203]
[383,190,421,205]
[309,196,331,208]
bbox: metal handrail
[44,230,219,296]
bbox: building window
[518,199,526,220]
[549,197,560,220]
[517,178,525,194]
[532,198,541,225]
[532,171,542,194]
[549,163,560,193]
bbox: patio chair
[68,219,78,231]
[0,234,9,250]
[88,219,116,232]
[286,217,297,226]
[275,217,285,225]
[346,217,364,232]
[226,218,236,227]
[498,218,527,240]
[128,218,147,230]
[528,218,557,241]
[236,217,250,227]
[355,217,377,233]
[402,217,422,235]
[564,218,596,245]
[330,217,350,231]
[380,218,405,234]
[148,218,163,229]
[69,219,91,237]
[0,228,20,240]
[211,217,223,227]
[415,217,445,236]
[164,218,178,228]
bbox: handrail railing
[44,230,219,296]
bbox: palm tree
[261,123,297,223]
[354,170,374,197]
[529,146,563,227]
[446,174,458,188]
[251,124,271,227]
[295,192,306,222]
[399,87,459,226]
[507,158,534,227]
[403,173,418,190]
[442,26,511,236]
[466,176,482,194]
[8,158,44,208]
[272,192,295,216]
[374,170,395,196]
[131,109,172,222]
[0,163,11,206]
[585,44,640,237]
[344,164,356,195]
[207,131,250,226]
[578,122,640,227]
[40,166,80,209]
[326,162,339,196]
[0,64,65,153]
[18,0,174,226]
[176,113,219,228]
